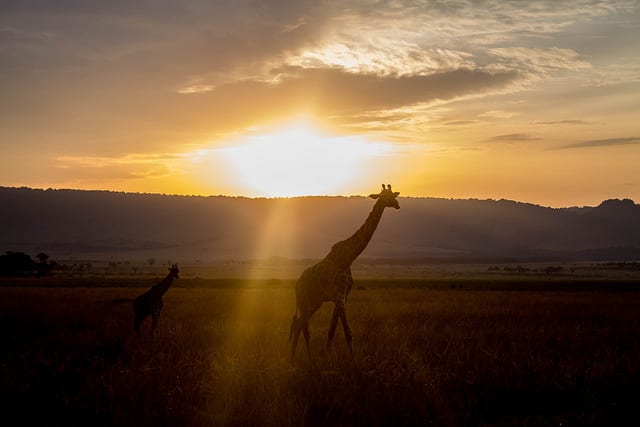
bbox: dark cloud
[179,67,522,134]
[265,67,520,112]
[0,0,329,83]
[557,136,640,149]
[485,133,541,143]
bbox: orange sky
[1,1,639,207]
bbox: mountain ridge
[1,186,638,262]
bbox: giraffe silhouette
[133,264,179,334]
[290,184,400,363]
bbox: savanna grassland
[2,269,640,426]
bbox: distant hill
[1,187,639,262]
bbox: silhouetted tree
[0,251,38,276]
[36,252,49,263]
[35,252,54,276]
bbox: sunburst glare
[218,121,392,197]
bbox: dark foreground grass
[1,283,640,426]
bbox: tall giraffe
[290,184,400,362]
[133,264,179,334]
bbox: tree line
[0,251,56,277]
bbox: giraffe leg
[326,304,340,351]
[151,300,163,334]
[301,317,311,362]
[151,305,161,334]
[339,306,355,360]
[290,316,303,363]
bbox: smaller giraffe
[133,264,179,334]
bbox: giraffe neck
[150,273,175,297]
[329,199,385,266]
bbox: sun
[219,121,391,197]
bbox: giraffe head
[369,184,400,209]
[168,263,180,279]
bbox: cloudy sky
[1,0,639,206]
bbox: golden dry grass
[2,283,640,426]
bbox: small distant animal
[133,264,179,334]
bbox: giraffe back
[296,258,353,308]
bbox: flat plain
[2,262,640,426]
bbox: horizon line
[1,185,636,209]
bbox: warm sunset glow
[218,122,392,197]
[1,1,639,206]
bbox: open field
[2,274,640,426]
